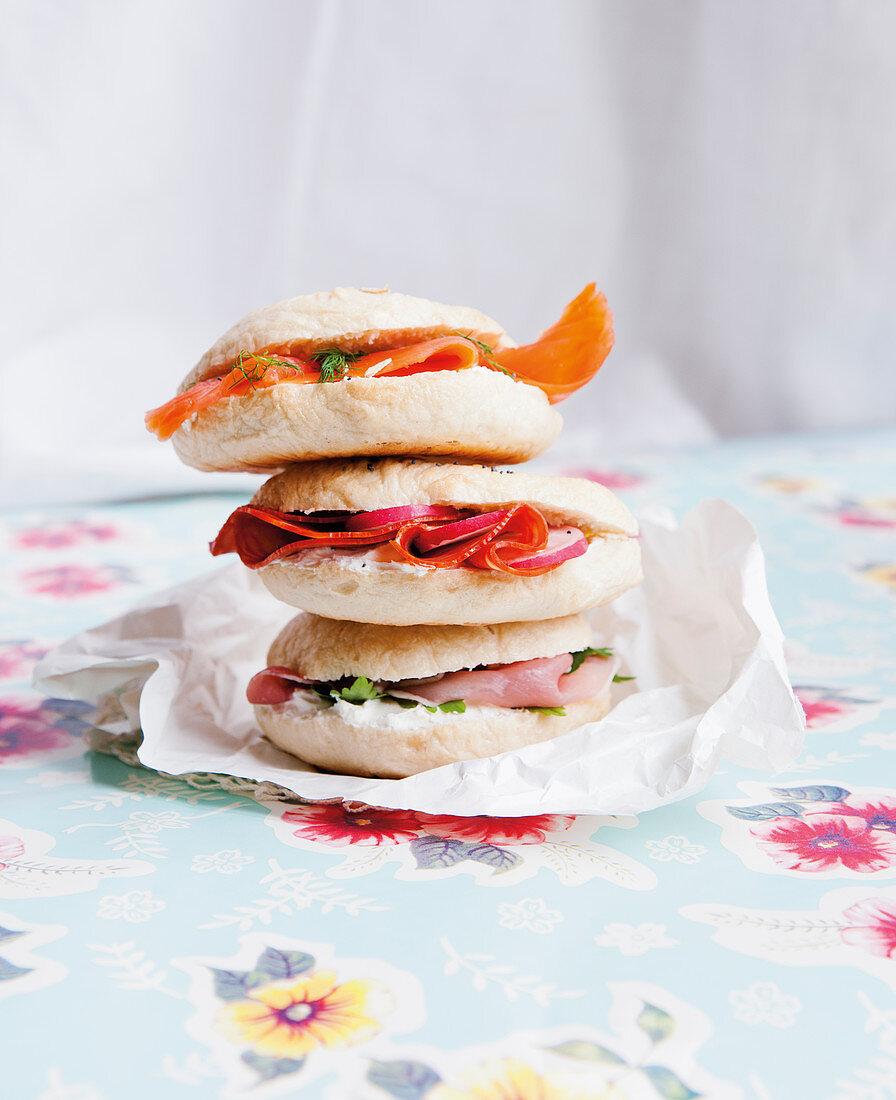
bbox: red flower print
[750,813,896,873]
[282,804,422,847]
[14,520,119,549]
[0,698,78,763]
[0,835,25,868]
[841,897,896,957]
[417,813,575,846]
[831,798,896,833]
[19,564,132,598]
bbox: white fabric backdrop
[2,1,894,504]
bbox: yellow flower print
[861,563,896,592]
[430,1058,626,1100]
[757,475,825,495]
[863,496,896,518]
[216,969,388,1059]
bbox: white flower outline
[646,835,707,864]
[190,849,254,875]
[728,981,802,1027]
[496,897,564,934]
[594,921,678,956]
[96,889,164,923]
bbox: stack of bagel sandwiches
[146,285,642,779]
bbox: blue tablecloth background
[2,429,895,1099]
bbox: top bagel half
[149,287,564,470]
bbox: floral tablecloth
[2,428,895,1100]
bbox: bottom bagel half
[258,536,640,626]
[255,692,611,779]
[248,612,620,779]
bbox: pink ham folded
[246,666,314,705]
[396,653,621,708]
[247,652,621,710]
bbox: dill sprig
[312,347,362,383]
[452,330,516,379]
[227,350,300,392]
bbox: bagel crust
[255,691,612,778]
[171,369,562,470]
[257,535,642,625]
[252,458,638,536]
[267,612,595,682]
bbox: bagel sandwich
[248,612,626,777]
[211,458,641,625]
[145,284,614,470]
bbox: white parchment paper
[33,499,805,816]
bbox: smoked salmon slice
[144,338,482,440]
[493,283,614,404]
[145,355,315,440]
[351,336,480,377]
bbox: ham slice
[247,653,622,710]
[246,666,314,705]
[396,653,621,708]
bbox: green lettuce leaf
[567,646,614,674]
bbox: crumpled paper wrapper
[33,499,805,816]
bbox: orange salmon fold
[353,336,480,377]
[144,357,315,441]
[494,283,614,404]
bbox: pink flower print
[282,804,422,847]
[750,813,896,873]
[827,498,896,529]
[832,798,896,833]
[794,687,860,730]
[0,641,48,680]
[841,897,896,957]
[837,511,896,529]
[13,520,119,549]
[19,564,133,598]
[0,835,25,868]
[561,467,644,491]
[0,697,92,764]
[417,814,575,846]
